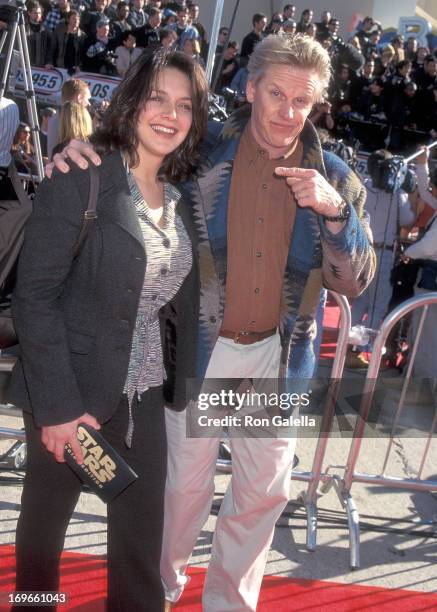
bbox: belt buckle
[234,330,250,344]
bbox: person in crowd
[12,123,37,175]
[403,147,437,379]
[82,16,117,74]
[26,1,53,68]
[374,44,395,78]
[362,28,381,60]
[412,45,430,74]
[355,15,374,49]
[0,97,20,200]
[357,76,388,120]
[240,12,267,58]
[52,9,86,73]
[414,54,437,94]
[215,26,229,55]
[39,107,57,159]
[265,13,283,36]
[159,26,177,49]
[162,9,177,27]
[305,22,318,40]
[187,2,207,57]
[309,99,335,131]
[212,40,239,92]
[115,30,142,76]
[111,1,132,44]
[282,4,295,21]
[51,100,93,157]
[419,82,437,134]
[391,35,405,64]
[133,6,161,47]
[282,18,296,35]
[43,0,70,31]
[348,35,362,52]
[8,46,209,612]
[181,37,203,66]
[229,57,249,103]
[80,0,108,36]
[127,0,147,29]
[328,64,352,110]
[349,58,375,102]
[405,36,418,62]
[47,78,91,160]
[296,8,313,33]
[168,4,198,50]
[105,0,120,21]
[347,149,416,367]
[315,10,331,42]
[50,32,375,612]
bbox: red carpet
[320,295,341,360]
[1,545,437,611]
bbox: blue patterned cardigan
[177,107,375,384]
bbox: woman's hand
[45,139,102,178]
[41,412,101,464]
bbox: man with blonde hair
[160,33,374,610]
[52,33,375,611]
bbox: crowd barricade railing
[335,292,437,569]
[290,291,353,552]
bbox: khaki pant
[161,334,296,611]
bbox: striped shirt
[123,164,192,444]
[0,98,19,167]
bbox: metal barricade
[334,292,437,569]
[290,290,352,551]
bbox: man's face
[303,10,313,22]
[149,10,161,27]
[370,81,382,95]
[426,59,437,77]
[118,4,129,19]
[149,0,160,7]
[133,0,143,10]
[68,13,80,28]
[255,17,267,33]
[29,7,42,22]
[283,6,295,20]
[177,9,188,26]
[322,11,331,23]
[224,45,237,60]
[218,29,229,44]
[328,20,339,34]
[246,64,318,158]
[58,0,69,11]
[97,23,110,37]
[95,0,107,11]
[124,33,136,48]
[189,4,199,21]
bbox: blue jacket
[179,107,375,382]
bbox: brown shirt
[222,124,303,333]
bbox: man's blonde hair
[247,34,332,102]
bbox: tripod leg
[16,19,44,181]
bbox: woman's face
[182,39,194,55]
[136,67,193,163]
[19,128,30,143]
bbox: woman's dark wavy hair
[91,47,209,182]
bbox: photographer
[81,16,117,75]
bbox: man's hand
[275,167,343,217]
[416,147,428,165]
[45,139,102,178]
[41,412,101,464]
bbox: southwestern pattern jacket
[177,107,375,386]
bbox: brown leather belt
[219,328,277,345]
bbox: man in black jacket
[240,13,267,59]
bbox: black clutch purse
[64,423,138,503]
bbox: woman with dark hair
[8,47,209,611]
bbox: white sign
[76,71,121,101]
[14,67,67,105]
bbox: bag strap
[8,161,32,208]
[72,164,100,258]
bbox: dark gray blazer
[7,151,199,427]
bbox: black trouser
[13,388,167,612]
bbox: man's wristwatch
[323,200,351,223]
